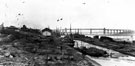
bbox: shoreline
[75,38,135,57]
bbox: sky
[0,0,135,30]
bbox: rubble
[0,26,94,66]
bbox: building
[42,28,52,36]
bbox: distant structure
[0,23,4,31]
[42,28,52,37]
[60,28,134,42]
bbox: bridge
[60,28,134,36]
[59,28,134,41]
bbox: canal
[74,40,135,66]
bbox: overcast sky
[0,0,135,30]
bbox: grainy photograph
[0,0,135,66]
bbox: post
[70,24,73,40]
[78,29,80,34]
[116,30,118,34]
[107,29,109,34]
[103,28,106,34]
[70,24,72,34]
[90,29,92,34]
[113,30,115,34]
[131,35,133,43]
[119,30,121,33]
[108,30,110,34]
[65,28,67,35]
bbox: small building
[42,28,52,36]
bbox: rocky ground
[0,26,94,66]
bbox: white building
[42,28,52,36]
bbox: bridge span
[59,28,135,41]
[60,28,134,36]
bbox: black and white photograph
[0,0,135,66]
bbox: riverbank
[74,37,135,57]
[64,44,102,66]
[74,40,135,66]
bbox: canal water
[74,40,135,66]
[85,35,134,42]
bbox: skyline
[0,0,135,30]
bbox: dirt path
[85,55,102,66]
